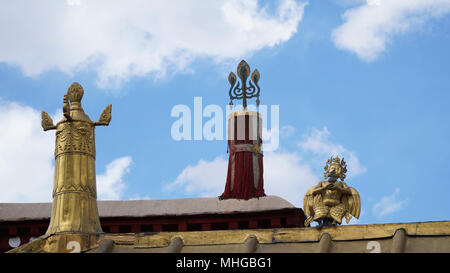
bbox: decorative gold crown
[67,82,84,103]
[323,156,347,180]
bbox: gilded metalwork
[228,60,261,109]
[41,111,56,131]
[323,156,347,181]
[252,143,261,154]
[8,233,100,253]
[114,221,450,249]
[40,82,111,245]
[55,121,96,157]
[303,156,361,228]
[96,104,112,126]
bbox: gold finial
[67,82,84,103]
[228,60,261,109]
[60,82,95,122]
[303,157,360,228]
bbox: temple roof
[7,220,450,253]
[0,195,297,222]
[98,221,450,253]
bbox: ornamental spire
[16,82,112,252]
[228,60,261,109]
[221,61,265,200]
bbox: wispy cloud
[373,188,406,218]
[332,0,450,61]
[165,156,228,198]
[127,194,151,201]
[298,127,367,178]
[331,0,366,7]
[280,125,297,139]
[97,156,133,200]
[0,0,307,88]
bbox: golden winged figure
[303,156,360,228]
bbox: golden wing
[348,187,361,219]
[41,111,56,131]
[341,183,361,223]
[95,104,112,126]
[303,186,315,226]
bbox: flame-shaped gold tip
[67,82,84,103]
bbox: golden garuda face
[323,156,347,181]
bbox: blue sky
[1,0,450,226]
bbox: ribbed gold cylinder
[45,120,102,235]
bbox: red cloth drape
[220,112,265,200]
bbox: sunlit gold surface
[303,156,361,226]
[8,233,100,253]
[15,82,112,252]
[105,221,450,251]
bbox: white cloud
[373,188,406,218]
[299,127,366,178]
[263,152,317,206]
[97,156,132,200]
[0,99,132,202]
[166,156,228,197]
[280,125,297,139]
[332,0,450,61]
[0,100,55,202]
[0,0,306,87]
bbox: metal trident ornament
[228,60,260,109]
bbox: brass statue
[41,82,111,236]
[303,156,360,228]
[8,82,112,252]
